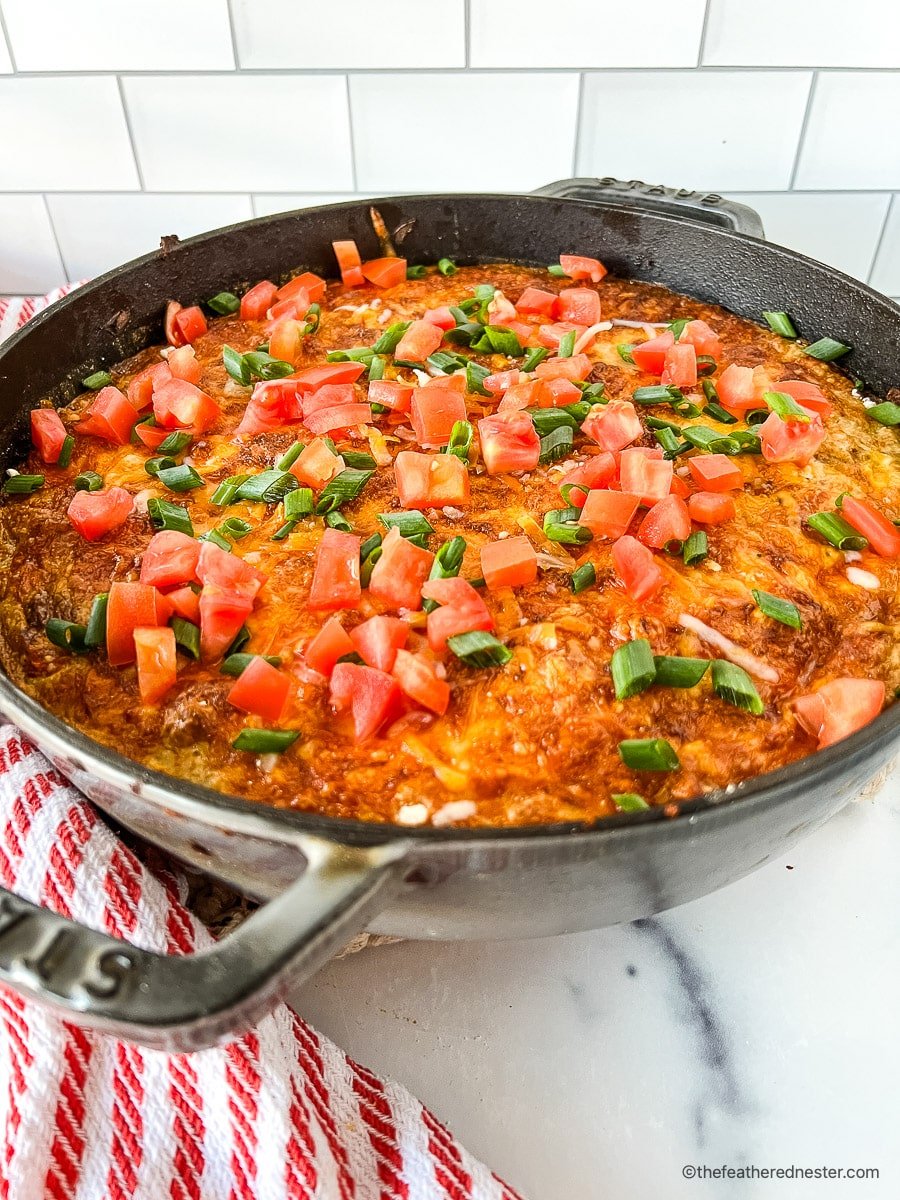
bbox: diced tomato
[67,487,134,542]
[758,411,825,468]
[304,404,372,437]
[362,257,406,289]
[423,306,456,331]
[329,662,402,741]
[167,345,202,385]
[198,584,254,661]
[680,319,721,362]
[481,536,537,591]
[688,491,736,524]
[227,655,290,723]
[291,437,343,489]
[266,295,311,327]
[164,301,182,346]
[410,388,466,448]
[304,615,354,677]
[544,377,582,405]
[268,318,304,366]
[240,281,278,321]
[368,379,414,413]
[153,378,221,433]
[332,240,365,288]
[140,531,201,589]
[840,496,900,558]
[171,306,207,347]
[582,400,642,453]
[637,495,692,549]
[395,320,443,363]
[578,490,641,539]
[555,288,601,326]
[368,526,434,612]
[394,450,469,509]
[196,541,265,596]
[631,330,674,375]
[277,272,326,304]
[777,379,833,419]
[670,474,692,500]
[391,649,450,716]
[350,615,408,672]
[515,287,558,317]
[166,585,200,624]
[559,255,607,283]
[477,410,540,474]
[294,362,367,390]
[717,363,770,413]
[133,626,177,705]
[618,448,673,504]
[498,379,553,411]
[537,321,586,350]
[133,422,170,450]
[660,342,697,388]
[535,353,592,383]
[302,383,355,419]
[308,528,361,611]
[793,677,885,749]
[687,453,744,492]
[560,453,617,506]
[612,535,663,603]
[421,577,494,653]
[483,370,521,396]
[107,581,170,666]
[486,291,517,325]
[77,386,139,445]
[30,409,68,464]
[127,361,171,411]
[425,373,466,394]
[235,395,289,438]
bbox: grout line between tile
[345,75,359,192]
[0,187,896,198]
[41,193,71,281]
[464,0,471,67]
[224,0,241,70]
[866,193,895,287]
[789,70,818,190]
[0,4,16,72]
[696,0,713,67]
[572,72,585,176]
[0,65,895,77]
[115,75,145,190]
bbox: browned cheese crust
[0,264,897,827]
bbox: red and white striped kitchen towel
[0,286,523,1199]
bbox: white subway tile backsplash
[351,74,579,191]
[47,193,253,280]
[727,192,890,282]
[0,77,137,190]
[869,197,900,297]
[232,0,464,70]
[795,74,900,190]
[577,72,812,192]
[0,195,63,292]
[470,0,705,68]
[122,76,354,192]
[2,0,234,71]
[252,194,368,217]
[704,0,900,67]
[0,27,12,73]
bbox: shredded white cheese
[432,800,477,826]
[847,566,879,590]
[678,612,779,683]
[396,803,429,826]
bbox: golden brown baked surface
[1,263,897,827]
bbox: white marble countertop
[292,764,899,1199]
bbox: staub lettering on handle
[596,177,725,208]
[0,893,138,1002]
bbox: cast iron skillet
[0,178,897,1052]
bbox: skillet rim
[0,191,897,846]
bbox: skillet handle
[0,834,409,1052]
[533,176,765,238]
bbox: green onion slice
[618,738,680,771]
[46,618,89,654]
[144,456,177,478]
[437,258,458,276]
[633,385,683,405]
[762,310,798,339]
[751,588,802,629]
[227,625,251,656]
[158,464,204,493]
[378,510,434,539]
[283,487,313,521]
[223,345,251,386]
[682,530,708,566]
[711,660,764,714]
[210,473,250,506]
[867,402,900,426]
[232,728,299,754]
[158,430,192,455]
[805,337,850,361]
[171,616,201,659]
[548,264,566,277]
[406,265,428,280]
[74,470,103,492]
[570,562,596,593]
[522,346,549,373]
[539,425,574,465]
[764,390,810,423]
[82,370,112,391]
[681,426,740,454]
[276,440,305,471]
[84,593,109,648]
[612,793,650,812]
[372,322,410,354]
[207,291,241,315]
[57,435,75,469]
[447,630,512,669]
[652,656,710,688]
[806,512,868,551]
[446,420,473,463]
[316,468,373,514]
[236,469,298,504]
[528,408,578,436]
[668,318,691,341]
[199,528,231,551]
[422,536,466,613]
[327,347,376,364]
[701,400,737,425]
[147,498,193,535]
[557,330,576,359]
[610,638,656,700]
[3,474,44,494]
[616,344,635,366]
[465,361,491,397]
[221,652,281,677]
[325,510,352,532]
[427,350,467,375]
[341,451,377,472]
